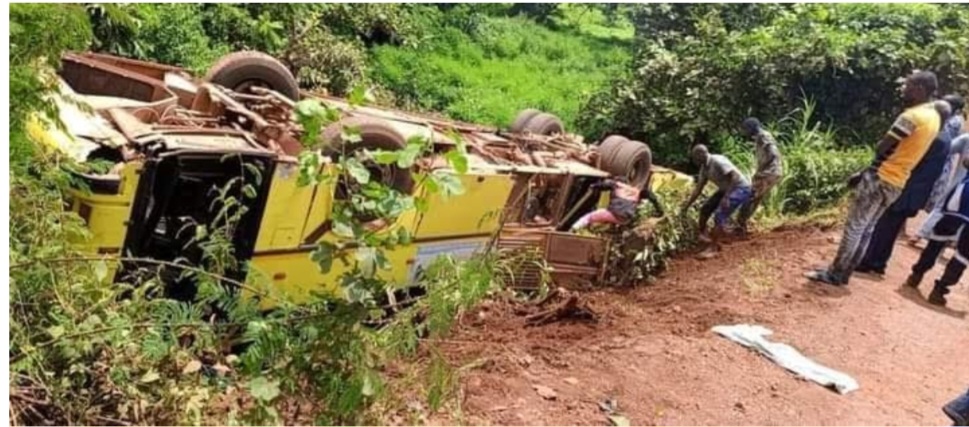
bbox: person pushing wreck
[570,176,661,231]
[679,144,753,245]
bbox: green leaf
[248,376,281,402]
[348,85,367,107]
[368,150,399,165]
[139,370,160,384]
[444,149,469,174]
[423,174,440,194]
[361,374,376,397]
[433,171,465,197]
[47,325,65,339]
[397,142,424,168]
[344,157,371,184]
[93,260,108,282]
[295,99,325,119]
[397,227,412,245]
[294,100,329,145]
[341,126,363,145]
[244,163,264,185]
[243,184,257,199]
[415,197,431,213]
[406,135,431,149]
[311,242,338,273]
[355,246,379,278]
[297,151,322,187]
[195,225,208,241]
[332,219,355,238]
[343,282,373,304]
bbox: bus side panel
[247,244,418,308]
[414,173,513,239]
[405,238,489,283]
[254,162,319,252]
[67,163,142,253]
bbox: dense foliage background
[580,3,969,164]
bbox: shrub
[280,24,369,95]
[579,3,969,164]
[719,99,872,219]
[132,4,228,72]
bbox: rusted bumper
[497,227,610,288]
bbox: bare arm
[681,174,707,213]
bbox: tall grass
[369,13,631,129]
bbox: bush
[579,3,969,165]
[133,4,228,72]
[280,24,369,95]
[719,99,872,218]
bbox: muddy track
[426,220,968,425]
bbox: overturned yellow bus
[30,51,691,306]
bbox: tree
[579,3,969,165]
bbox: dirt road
[432,222,968,425]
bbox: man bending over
[679,145,753,245]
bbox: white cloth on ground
[712,324,859,394]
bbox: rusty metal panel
[497,228,609,285]
[545,232,608,268]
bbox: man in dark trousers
[855,100,953,275]
[806,71,940,286]
[905,170,969,307]
[679,144,753,246]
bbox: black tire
[523,113,564,136]
[598,135,630,173]
[204,51,300,101]
[320,117,414,195]
[510,109,543,133]
[598,136,652,188]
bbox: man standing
[912,94,968,245]
[679,145,753,245]
[905,171,969,307]
[855,100,952,275]
[807,71,940,286]
[738,117,783,234]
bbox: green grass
[369,14,631,130]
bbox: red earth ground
[418,220,968,426]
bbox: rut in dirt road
[429,225,968,426]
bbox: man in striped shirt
[807,71,940,286]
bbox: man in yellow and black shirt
[808,71,941,286]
